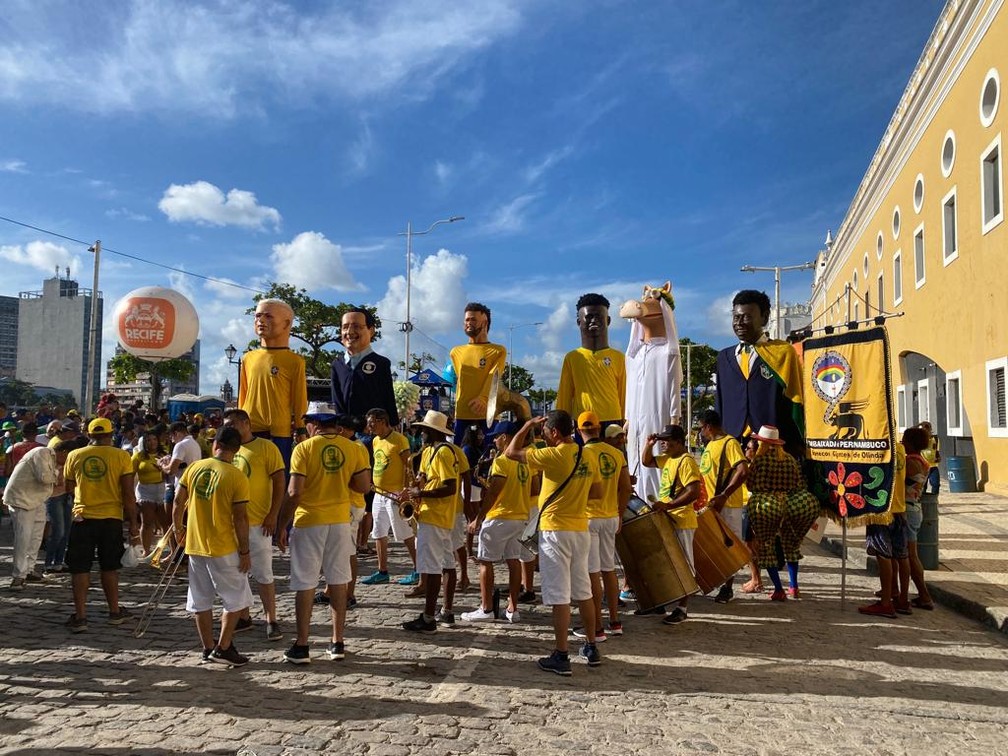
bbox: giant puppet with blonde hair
[618,282,682,502]
[238,298,308,467]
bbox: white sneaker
[461,608,495,622]
[505,608,521,623]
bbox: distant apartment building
[16,275,102,406]
[105,341,201,409]
[0,295,18,379]
[769,302,813,340]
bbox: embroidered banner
[802,326,895,526]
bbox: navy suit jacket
[331,351,399,426]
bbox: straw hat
[412,410,452,437]
[754,425,785,445]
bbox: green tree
[108,352,195,411]
[397,352,437,378]
[527,387,557,415]
[680,337,718,422]
[0,378,37,407]
[249,283,382,378]
[504,363,536,395]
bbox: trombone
[134,526,187,638]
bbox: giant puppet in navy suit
[714,290,804,458]
[331,307,399,425]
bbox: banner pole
[840,516,848,610]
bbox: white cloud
[270,231,362,292]
[105,207,150,222]
[1,159,27,173]
[540,303,570,351]
[159,181,281,230]
[705,292,738,341]
[0,240,80,276]
[203,277,252,300]
[485,193,539,234]
[346,120,375,176]
[0,2,528,116]
[522,350,566,389]
[434,160,453,185]
[523,145,575,185]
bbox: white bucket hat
[412,410,452,437]
[754,425,785,445]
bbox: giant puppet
[331,306,399,426]
[618,282,682,502]
[556,293,626,426]
[238,298,308,467]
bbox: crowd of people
[0,288,945,675]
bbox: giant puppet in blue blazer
[331,307,399,426]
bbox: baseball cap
[488,420,520,439]
[577,411,600,429]
[88,418,113,435]
[60,420,80,433]
[604,424,626,440]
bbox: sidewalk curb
[821,535,1008,637]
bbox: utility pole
[84,240,101,415]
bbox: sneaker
[858,601,897,619]
[461,608,495,622]
[617,598,627,609]
[435,610,456,628]
[210,644,249,667]
[402,613,437,633]
[313,591,331,607]
[578,643,602,667]
[606,622,623,637]
[200,647,214,664]
[65,613,87,633]
[24,572,45,584]
[505,608,521,623]
[108,607,133,625]
[517,590,536,603]
[662,607,688,625]
[714,585,733,604]
[9,578,25,591]
[265,622,283,642]
[788,587,801,600]
[283,643,311,664]
[572,628,607,643]
[619,589,635,601]
[326,641,345,661]
[346,596,358,610]
[538,650,572,676]
[769,589,787,602]
[397,571,420,586]
[234,617,254,633]
[404,586,425,599]
[362,571,390,585]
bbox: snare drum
[615,511,699,611]
[693,507,751,594]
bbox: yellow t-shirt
[485,454,532,521]
[698,435,747,509]
[891,443,907,515]
[525,442,600,532]
[417,443,458,529]
[556,347,627,422]
[238,347,309,437]
[350,438,368,511]
[373,430,410,492]
[179,458,251,558]
[657,453,701,530]
[233,436,285,526]
[452,443,471,518]
[132,451,164,485]
[449,342,507,421]
[289,434,369,527]
[65,445,134,520]
[584,439,624,519]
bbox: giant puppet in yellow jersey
[238,298,308,467]
[714,290,804,458]
[557,293,626,425]
[447,302,506,444]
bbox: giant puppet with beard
[618,282,683,503]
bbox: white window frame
[893,250,903,306]
[913,173,925,213]
[981,132,1003,235]
[892,205,901,240]
[863,253,869,279]
[877,272,885,316]
[946,369,965,437]
[896,385,908,434]
[986,356,1008,438]
[913,222,926,290]
[942,185,959,266]
[876,231,884,260]
[916,378,931,425]
[941,129,956,178]
[980,67,1000,128]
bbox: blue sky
[0,0,944,396]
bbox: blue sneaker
[537,650,572,676]
[619,589,634,601]
[362,571,390,585]
[397,571,420,586]
[578,643,602,667]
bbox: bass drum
[693,507,752,594]
[615,511,699,612]
[622,494,651,522]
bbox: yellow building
[810,0,1006,492]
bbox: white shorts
[415,522,456,575]
[248,527,274,585]
[588,516,619,573]
[186,553,254,613]
[452,512,467,550]
[371,493,413,542]
[675,527,696,574]
[476,518,525,563]
[136,482,165,504]
[347,506,364,547]
[720,507,744,541]
[538,530,592,607]
[288,523,353,590]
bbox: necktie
[740,344,751,379]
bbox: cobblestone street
[1,529,1006,755]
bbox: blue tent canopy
[409,368,451,387]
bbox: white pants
[10,507,46,579]
[186,552,254,613]
[539,530,592,607]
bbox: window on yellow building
[876,232,884,260]
[892,206,901,239]
[893,251,903,306]
[877,273,884,315]
[986,358,1007,435]
[942,186,958,265]
[946,370,963,437]
[980,68,999,128]
[981,134,1003,234]
[941,130,956,177]
[914,225,926,289]
[914,174,925,213]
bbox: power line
[0,214,265,295]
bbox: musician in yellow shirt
[173,426,252,665]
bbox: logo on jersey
[517,463,530,484]
[192,467,220,500]
[373,449,389,475]
[603,356,611,367]
[478,357,486,368]
[233,453,252,478]
[760,363,773,380]
[322,444,345,472]
[597,451,618,479]
[270,365,279,376]
[82,455,108,481]
[699,449,713,475]
[362,361,376,375]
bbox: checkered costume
[745,450,801,569]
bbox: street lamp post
[740,261,816,339]
[506,321,542,390]
[224,344,240,404]
[398,216,464,376]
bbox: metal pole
[404,221,412,376]
[685,343,692,433]
[84,240,101,414]
[774,266,782,339]
[508,327,514,390]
